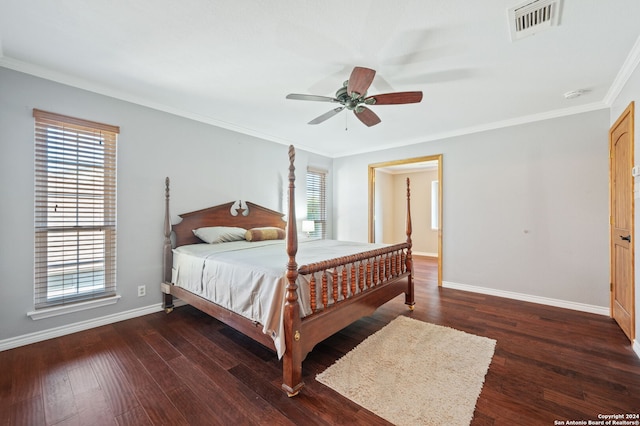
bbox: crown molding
[0,54,619,159]
[0,56,325,155]
[334,100,608,157]
[604,35,640,106]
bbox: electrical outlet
[137,285,146,297]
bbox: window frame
[33,109,119,310]
[306,167,328,239]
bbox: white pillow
[193,226,247,244]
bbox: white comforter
[172,239,388,358]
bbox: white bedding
[171,239,389,358]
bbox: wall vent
[508,0,562,41]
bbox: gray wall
[1,63,630,346]
[0,67,332,342]
[334,110,610,308]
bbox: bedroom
[1,0,640,423]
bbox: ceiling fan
[286,66,423,127]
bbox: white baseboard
[1,297,188,352]
[442,281,609,316]
[1,303,164,352]
[0,287,621,355]
[413,251,438,257]
[634,340,640,359]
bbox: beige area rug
[316,316,496,426]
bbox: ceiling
[1,1,639,158]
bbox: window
[33,109,118,309]
[306,167,327,238]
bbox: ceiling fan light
[286,66,421,126]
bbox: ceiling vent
[508,0,562,41]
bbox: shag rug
[316,316,496,426]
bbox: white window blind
[306,168,327,239]
[33,109,118,308]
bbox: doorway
[368,155,443,286]
[610,101,635,342]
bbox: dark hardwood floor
[1,256,639,425]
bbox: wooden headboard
[163,146,299,285]
[171,200,286,247]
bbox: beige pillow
[245,227,286,242]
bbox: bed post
[405,177,415,309]
[163,177,174,313]
[282,145,304,397]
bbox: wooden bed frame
[161,145,414,396]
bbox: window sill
[27,295,122,320]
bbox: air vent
[508,0,562,41]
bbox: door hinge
[610,282,613,292]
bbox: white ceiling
[1,1,639,158]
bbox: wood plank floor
[1,256,639,425]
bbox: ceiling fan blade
[286,94,339,103]
[365,91,423,105]
[308,107,345,125]
[354,106,381,127]
[347,67,376,97]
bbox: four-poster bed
[161,145,414,396]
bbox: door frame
[609,101,635,341]
[368,155,443,286]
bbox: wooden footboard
[295,243,413,358]
[162,145,413,397]
[300,242,411,315]
[281,146,413,395]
